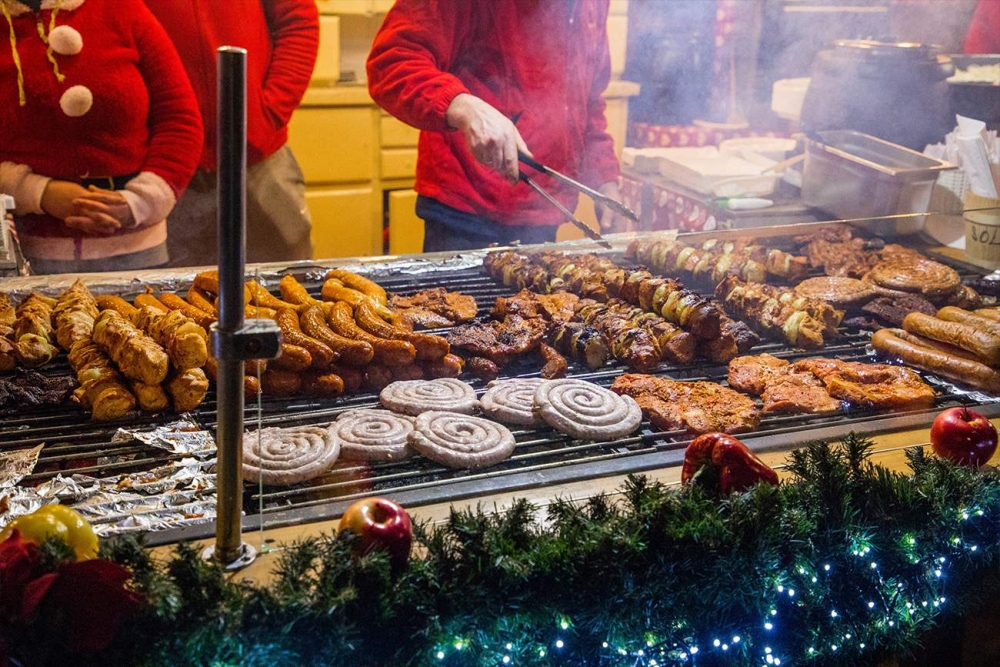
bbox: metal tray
[802,130,955,235]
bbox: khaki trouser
[165,144,313,268]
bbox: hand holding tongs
[518,150,639,224]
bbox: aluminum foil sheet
[112,419,216,458]
[0,444,43,489]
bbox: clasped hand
[41,181,135,235]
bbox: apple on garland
[930,406,998,466]
[338,497,413,571]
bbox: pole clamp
[210,319,282,361]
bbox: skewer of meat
[52,280,99,351]
[13,294,58,368]
[715,276,840,349]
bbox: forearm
[0,162,50,215]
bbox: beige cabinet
[387,189,423,255]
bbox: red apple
[338,497,412,570]
[930,407,998,466]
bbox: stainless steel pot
[800,39,954,150]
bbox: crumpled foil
[112,419,216,457]
[25,458,219,537]
[0,444,43,488]
[0,486,47,521]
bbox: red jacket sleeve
[964,0,1000,54]
[579,1,620,189]
[261,0,320,130]
[366,0,474,132]
[132,2,203,196]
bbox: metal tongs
[518,151,638,250]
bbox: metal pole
[214,46,249,566]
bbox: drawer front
[607,14,628,78]
[288,107,375,184]
[306,186,379,258]
[380,148,418,180]
[380,115,420,148]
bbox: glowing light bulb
[502,656,510,664]
[556,639,564,649]
[788,589,796,597]
[560,620,569,630]
[765,646,772,654]
[777,585,784,592]
[824,564,831,571]
[868,601,876,608]
[436,651,445,660]
[722,644,729,651]
[506,644,512,650]
[830,610,838,618]
[765,623,773,631]
[733,636,741,643]
[602,642,609,648]
[690,647,699,654]
[714,639,722,647]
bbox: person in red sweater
[0,0,202,274]
[367,0,627,252]
[964,0,1000,54]
[146,0,319,267]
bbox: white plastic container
[771,78,810,122]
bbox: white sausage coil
[242,425,340,486]
[409,411,515,469]
[480,378,548,427]
[333,409,414,461]
[534,378,643,441]
[379,377,478,415]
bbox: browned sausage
[903,312,1000,366]
[300,305,373,367]
[193,270,220,294]
[134,292,169,313]
[158,293,216,330]
[328,364,363,394]
[261,369,302,397]
[937,307,1000,337]
[872,328,1000,393]
[205,356,260,399]
[354,301,449,362]
[245,305,277,320]
[301,371,345,397]
[539,343,568,379]
[466,356,500,381]
[362,364,393,392]
[422,353,465,379]
[324,269,388,306]
[321,280,396,321]
[279,275,323,309]
[273,308,336,369]
[888,327,984,362]
[390,363,425,382]
[187,286,218,316]
[270,343,313,372]
[96,295,138,321]
[975,308,1000,322]
[246,280,299,311]
[326,301,416,367]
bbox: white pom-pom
[59,85,93,117]
[49,25,83,55]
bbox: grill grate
[3,251,998,545]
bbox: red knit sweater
[0,0,202,265]
[964,0,1000,54]
[146,0,319,171]
[367,0,620,227]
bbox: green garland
[20,435,1000,666]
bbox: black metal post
[213,46,250,567]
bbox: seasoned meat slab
[611,373,761,434]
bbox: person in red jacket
[145,0,319,267]
[367,0,627,252]
[964,0,1000,54]
[0,0,202,274]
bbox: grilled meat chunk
[728,353,841,414]
[0,369,76,412]
[611,373,761,434]
[390,287,478,325]
[792,359,935,411]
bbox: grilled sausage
[301,371,345,397]
[96,295,139,321]
[205,356,260,399]
[279,275,323,309]
[328,364,363,394]
[937,307,1000,337]
[362,364,393,392]
[884,327,983,362]
[134,292,169,313]
[274,308,336,369]
[193,270,220,294]
[466,356,500,381]
[902,312,1000,366]
[390,363,425,382]
[422,353,465,379]
[300,305,373,367]
[354,300,449,362]
[186,286,218,316]
[974,307,1000,322]
[321,280,396,321]
[270,343,313,372]
[245,305,277,320]
[158,293,216,330]
[324,269,388,306]
[872,328,1000,393]
[246,280,298,310]
[326,301,416,367]
[261,369,302,397]
[539,343,568,379]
